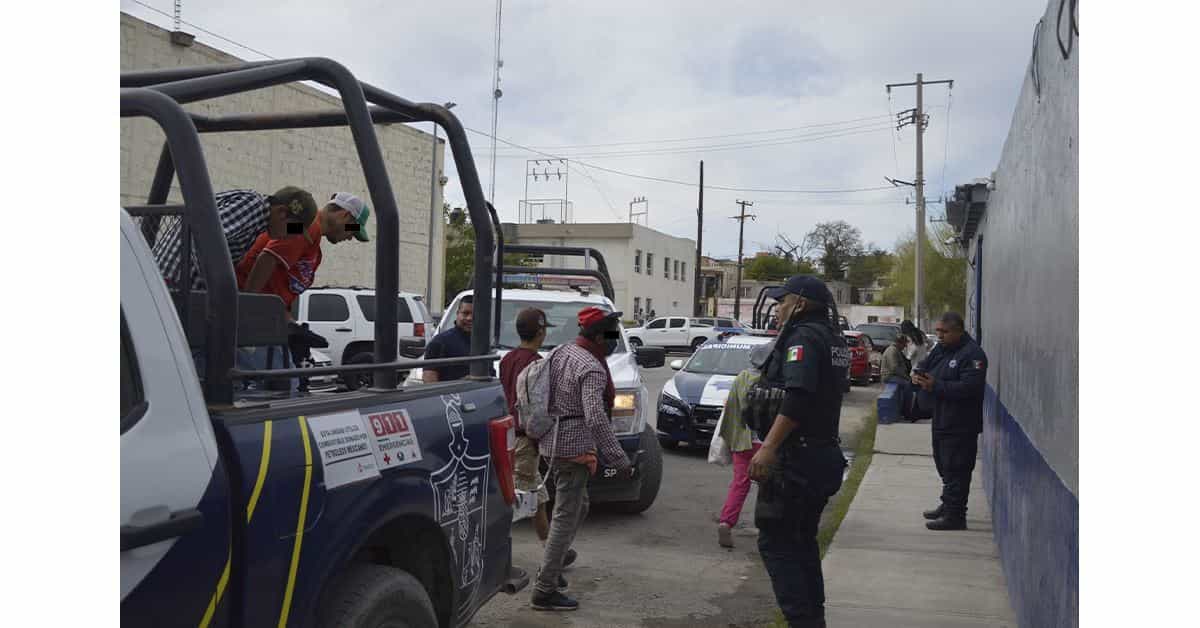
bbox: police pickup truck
[121,59,529,627]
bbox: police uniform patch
[786,345,804,362]
[949,359,958,368]
[973,360,984,369]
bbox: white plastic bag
[707,411,732,466]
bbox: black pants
[932,432,979,519]
[755,446,845,628]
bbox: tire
[658,436,680,450]
[343,351,375,390]
[318,563,437,628]
[690,337,707,351]
[629,337,643,348]
[610,426,663,514]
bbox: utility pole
[731,199,755,321]
[628,196,648,225]
[887,72,953,327]
[693,160,704,316]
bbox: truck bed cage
[121,58,498,403]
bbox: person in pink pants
[716,342,772,548]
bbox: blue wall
[983,385,1078,628]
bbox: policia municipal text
[745,275,850,628]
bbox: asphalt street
[471,355,880,627]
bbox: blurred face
[456,302,474,333]
[776,294,803,322]
[266,204,302,239]
[895,335,908,348]
[935,320,964,346]
[322,207,359,243]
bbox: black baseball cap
[764,274,835,305]
[515,307,556,337]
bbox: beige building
[501,222,696,321]
[120,13,446,306]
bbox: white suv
[291,286,433,366]
[626,316,714,352]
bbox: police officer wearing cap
[745,275,850,628]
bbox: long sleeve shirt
[880,344,911,381]
[539,344,631,469]
[719,368,762,452]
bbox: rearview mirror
[670,359,684,371]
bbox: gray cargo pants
[534,460,590,595]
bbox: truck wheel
[629,337,643,348]
[610,426,663,514]
[343,352,375,390]
[318,563,437,628]
[690,337,707,351]
[658,436,679,450]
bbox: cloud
[120,0,1049,255]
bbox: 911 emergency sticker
[308,410,382,489]
[364,408,424,469]
[787,345,804,362]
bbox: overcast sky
[120,0,1048,258]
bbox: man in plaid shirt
[532,307,632,612]
[151,186,318,291]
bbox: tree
[879,223,966,322]
[803,220,864,280]
[443,204,537,307]
[847,246,895,289]
[745,254,817,281]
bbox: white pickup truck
[625,316,714,352]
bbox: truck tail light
[489,416,517,505]
[414,323,426,337]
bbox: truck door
[302,291,355,364]
[645,318,668,345]
[666,317,688,346]
[121,218,232,627]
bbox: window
[308,293,351,321]
[646,253,654,276]
[121,313,146,433]
[647,318,666,329]
[673,260,679,280]
[646,298,653,313]
[633,296,641,314]
[719,318,735,327]
[697,318,715,326]
[681,262,687,281]
[356,294,413,323]
[634,249,642,274]
[867,315,879,323]
[669,318,686,329]
[664,257,670,278]
[864,293,874,303]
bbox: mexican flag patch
[787,345,804,362]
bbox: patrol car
[656,335,776,448]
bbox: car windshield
[494,299,627,353]
[856,324,898,344]
[684,343,757,375]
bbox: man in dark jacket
[911,312,988,530]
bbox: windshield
[684,343,757,375]
[493,299,628,353]
[856,324,898,344]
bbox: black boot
[531,589,579,611]
[925,516,966,531]
[922,504,944,520]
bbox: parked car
[406,287,665,514]
[854,322,902,353]
[693,317,747,336]
[626,316,714,351]
[657,335,776,448]
[293,287,434,366]
[842,331,873,386]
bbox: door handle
[121,508,204,551]
[335,327,352,332]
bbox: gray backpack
[514,346,563,440]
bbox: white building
[120,13,446,306]
[501,222,696,322]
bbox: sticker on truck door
[308,410,381,489]
[364,408,424,469]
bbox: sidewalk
[821,423,1017,627]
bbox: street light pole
[428,102,456,307]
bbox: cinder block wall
[120,13,445,306]
[966,0,1078,625]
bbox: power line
[940,87,954,198]
[464,127,896,194]
[128,0,278,60]
[886,90,902,177]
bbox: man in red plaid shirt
[531,307,633,612]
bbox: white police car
[656,334,776,448]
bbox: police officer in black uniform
[746,275,850,628]
[911,311,988,531]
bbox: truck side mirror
[670,359,684,371]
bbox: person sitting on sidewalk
[716,341,775,548]
[531,307,633,612]
[499,308,578,572]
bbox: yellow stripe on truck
[199,420,274,628]
[278,416,313,628]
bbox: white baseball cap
[329,192,371,242]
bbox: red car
[843,331,873,385]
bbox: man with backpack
[518,306,633,612]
